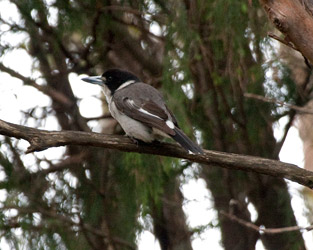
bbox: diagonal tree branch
[0,118,313,189]
[0,62,73,107]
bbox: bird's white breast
[109,101,155,142]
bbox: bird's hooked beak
[81,76,105,85]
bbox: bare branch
[0,119,313,188]
[244,93,313,114]
[221,211,313,234]
[0,62,73,107]
[1,205,135,250]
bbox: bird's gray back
[114,82,166,107]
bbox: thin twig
[37,152,89,175]
[268,33,312,69]
[244,93,313,114]
[268,33,299,51]
[221,211,313,234]
[1,205,136,249]
[273,111,296,158]
[84,114,112,121]
[100,5,166,23]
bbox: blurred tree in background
[0,0,310,249]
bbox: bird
[82,69,203,154]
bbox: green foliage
[120,152,179,212]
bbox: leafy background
[0,0,312,249]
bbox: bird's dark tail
[171,128,204,154]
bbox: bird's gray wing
[113,95,176,136]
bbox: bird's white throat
[100,85,112,104]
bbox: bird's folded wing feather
[113,96,176,136]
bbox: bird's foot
[128,136,147,147]
[128,136,139,146]
[127,136,160,148]
[152,140,161,145]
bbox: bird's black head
[82,69,140,94]
[102,69,140,93]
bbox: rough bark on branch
[260,0,313,64]
[0,119,313,189]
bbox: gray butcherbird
[82,69,203,154]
